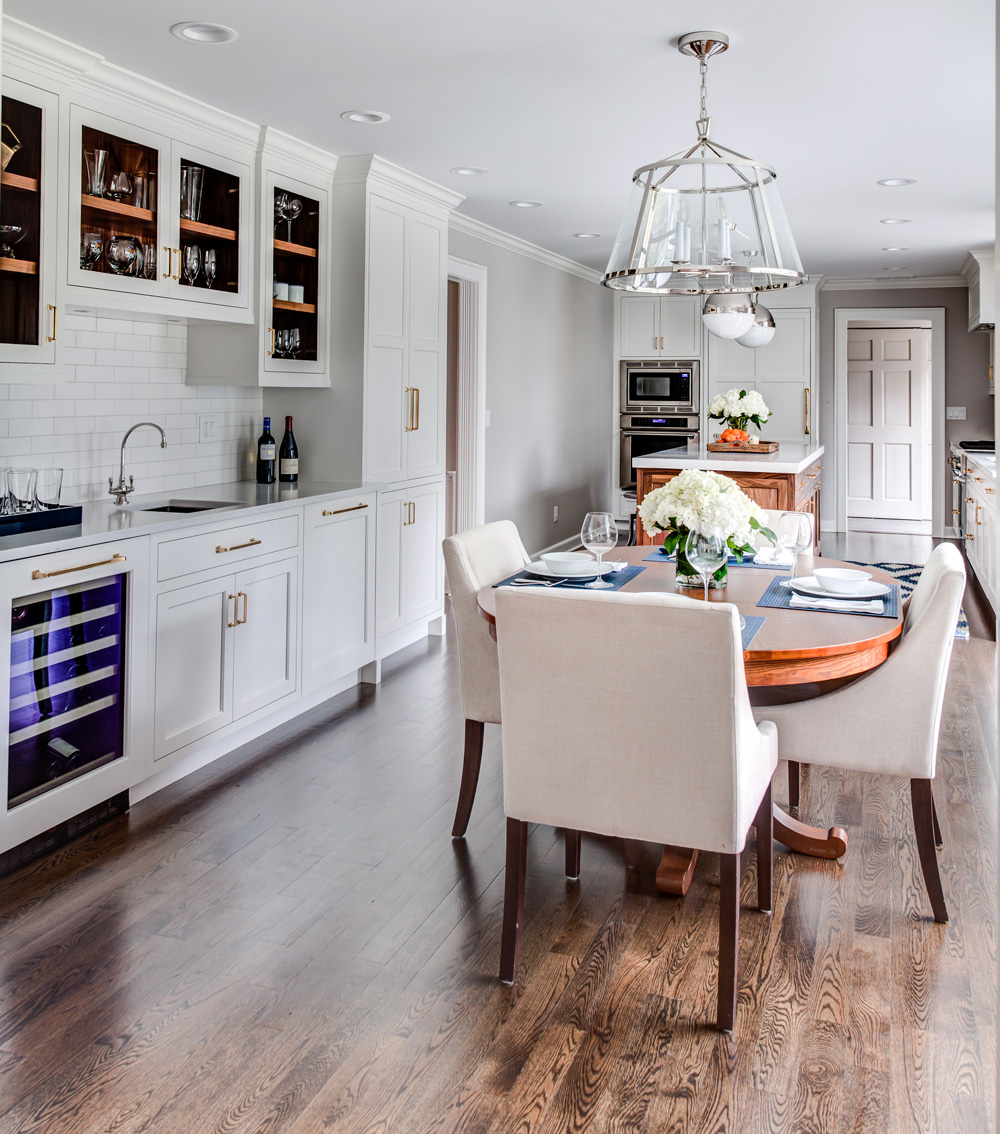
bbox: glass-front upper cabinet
[66,105,253,320]
[0,78,60,373]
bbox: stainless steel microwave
[620,359,700,416]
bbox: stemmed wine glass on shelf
[580,512,618,589]
[202,248,217,289]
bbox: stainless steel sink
[129,499,242,513]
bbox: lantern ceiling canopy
[603,32,806,296]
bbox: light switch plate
[946,406,967,420]
[198,414,219,443]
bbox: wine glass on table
[580,512,618,589]
[773,511,814,569]
[684,529,727,604]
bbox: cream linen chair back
[496,587,776,852]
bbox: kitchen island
[633,443,825,547]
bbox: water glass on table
[580,512,618,589]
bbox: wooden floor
[0,535,995,1133]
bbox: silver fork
[509,577,566,587]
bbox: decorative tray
[706,441,780,453]
[0,506,83,537]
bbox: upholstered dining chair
[442,521,530,838]
[752,542,966,923]
[494,586,779,1032]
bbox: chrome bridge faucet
[109,421,167,506]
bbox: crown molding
[258,126,339,180]
[819,274,967,291]
[334,155,464,216]
[449,213,602,284]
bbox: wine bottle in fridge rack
[256,417,276,484]
[279,416,299,483]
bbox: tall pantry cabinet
[265,156,463,660]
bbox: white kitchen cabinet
[707,308,813,443]
[966,468,997,612]
[153,553,297,761]
[365,194,448,482]
[617,295,702,358]
[962,249,995,333]
[0,77,63,378]
[302,494,377,694]
[376,479,444,642]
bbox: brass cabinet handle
[952,508,961,515]
[172,248,181,281]
[804,388,810,436]
[653,335,657,350]
[238,591,248,624]
[403,387,412,432]
[266,327,275,357]
[987,488,996,495]
[410,501,416,524]
[227,593,238,628]
[975,506,981,525]
[46,304,57,343]
[215,537,261,553]
[402,501,414,526]
[413,386,420,430]
[974,476,983,483]
[162,246,172,279]
[966,533,975,541]
[31,552,125,580]
[322,502,369,516]
[966,496,975,504]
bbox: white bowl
[812,567,872,594]
[540,551,596,576]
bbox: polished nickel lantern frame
[603,31,806,296]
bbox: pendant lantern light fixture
[602,30,805,343]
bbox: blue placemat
[756,575,900,619]
[643,550,793,571]
[742,615,766,649]
[494,565,646,591]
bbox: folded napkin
[753,547,795,566]
[789,593,884,615]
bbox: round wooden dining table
[477,546,904,895]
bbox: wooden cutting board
[706,441,780,453]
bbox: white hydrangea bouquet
[639,468,775,588]
[707,387,772,441]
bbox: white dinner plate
[524,559,611,580]
[781,576,891,600]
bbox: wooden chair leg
[755,782,773,914]
[623,839,640,870]
[500,818,529,983]
[910,779,948,923]
[931,789,943,848]
[451,719,485,838]
[717,852,740,1032]
[787,760,800,809]
[565,830,581,879]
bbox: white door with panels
[847,327,931,522]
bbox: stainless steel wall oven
[619,414,700,492]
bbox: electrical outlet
[946,406,967,420]
[553,505,559,523]
[198,414,219,443]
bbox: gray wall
[817,285,992,528]
[448,230,614,555]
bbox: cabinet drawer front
[157,514,299,581]
[794,460,823,507]
[303,497,374,526]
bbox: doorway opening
[834,307,946,537]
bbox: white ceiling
[7,0,995,280]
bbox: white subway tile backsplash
[0,313,261,502]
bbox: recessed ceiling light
[451,166,490,176]
[877,177,917,187]
[884,266,908,271]
[340,110,391,124]
[573,233,602,239]
[882,246,909,252]
[880,217,911,224]
[170,21,238,43]
[509,200,543,209]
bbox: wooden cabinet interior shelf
[1,172,39,193]
[274,239,317,259]
[179,218,237,242]
[273,298,317,313]
[0,259,38,276]
[81,194,155,224]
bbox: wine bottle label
[280,458,299,475]
[259,443,275,460]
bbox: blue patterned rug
[847,561,969,640]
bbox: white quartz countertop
[633,443,824,475]
[0,479,375,564]
[965,451,997,480]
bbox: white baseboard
[821,520,839,534]
[377,612,445,660]
[847,517,933,535]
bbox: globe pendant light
[735,300,776,348]
[702,293,755,340]
[602,31,806,317]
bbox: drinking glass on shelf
[141,242,157,279]
[34,468,63,510]
[7,468,37,514]
[684,529,727,604]
[180,165,205,221]
[0,468,11,514]
[84,149,108,197]
[80,232,103,270]
[182,244,202,285]
[202,248,217,289]
[580,511,618,589]
[108,171,132,202]
[131,175,147,210]
[773,511,814,565]
[105,235,139,274]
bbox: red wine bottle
[279,415,299,483]
[256,417,275,484]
